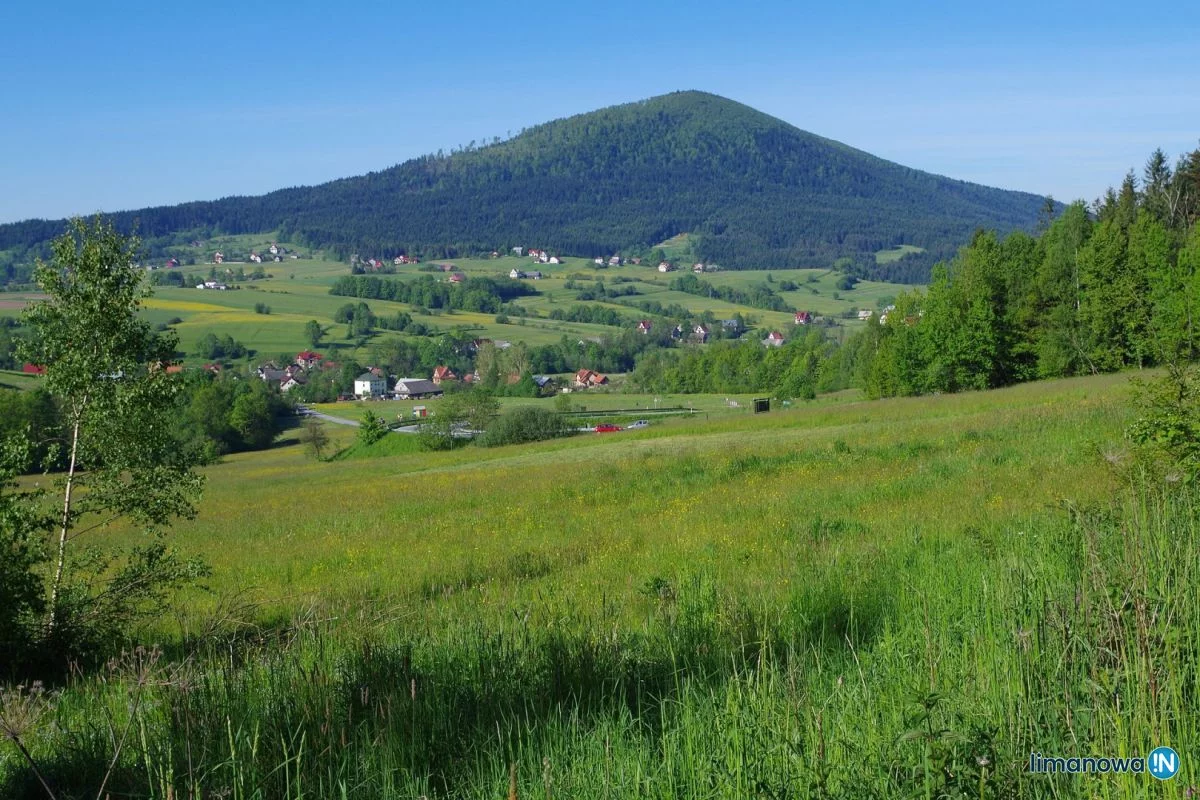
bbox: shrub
[478,406,576,447]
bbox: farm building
[393,379,443,400]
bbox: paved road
[297,405,436,435]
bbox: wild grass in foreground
[2,373,1196,798]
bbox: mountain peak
[0,92,1048,280]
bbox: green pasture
[6,370,1198,798]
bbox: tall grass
[3,374,1195,797]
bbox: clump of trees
[849,151,1200,398]
[196,332,248,361]
[476,406,577,447]
[174,374,291,463]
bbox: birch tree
[19,218,204,655]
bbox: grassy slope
[0,251,913,366]
[123,373,1128,610]
[7,371,1199,798]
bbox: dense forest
[0,91,1054,280]
[629,150,1200,400]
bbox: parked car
[625,420,649,429]
[594,424,622,433]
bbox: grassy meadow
[4,370,1197,798]
[0,235,913,367]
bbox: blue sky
[1,1,1197,223]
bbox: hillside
[0,91,1050,280]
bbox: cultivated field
[0,234,914,365]
[6,371,1195,797]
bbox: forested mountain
[1,91,1054,277]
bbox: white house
[857,309,873,321]
[658,262,674,273]
[509,268,525,279]
[763,331,785,347]
[354,372,386,398]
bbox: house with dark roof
[393,378,443,399]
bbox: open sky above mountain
[2,0,1198,224]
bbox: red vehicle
[594,424,623,433]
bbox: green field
[0,239,916,365]
[875,244,926,263]
[6,371,1197,797]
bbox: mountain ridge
[0,91,1050,280]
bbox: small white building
[354,372,386,398]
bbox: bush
[358,410,390,446]
[477,406,576,447]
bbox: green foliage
[252,302,270,315]
[0,438,51,666]
[304,319,324,349]
[357,409,390,446]
[852,203,1200,399]
[1127,364,1200,480]
[477,405,577,447]
[195,331,247,361]
[175,375,289,461]
[330,274,535,313]
[670,272,792,312]
[13,217,206,670]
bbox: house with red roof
[295,351,323,369]
[432,366,457,384]
[794,311,813,325]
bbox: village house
[393,378,443,400]
[509,268,525,279]
[857,309,874,321]
[764,331,786,347]
[249,253,262,264]
[692,263,706,273]
[609,256,621,267]
[280,375,306,393]
[213,251,224,264]
[693,324,710,343]
[512,246,525,256]
[432,365,456,384]
[268,244,279,255]
[631,257,642,265]
[257,365,287,383]
[879,305,897,324]
[197,280,228,290]
[354,372,387,398]
[594,257,604,265]
[658,262,674,273]
[527,270,542,279]
[636,320,652,334]
[573,369,608,389]
[794,311,813,325]
[295,350,322,369]
[449,273,466,283]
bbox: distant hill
[0,91,1051,281]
